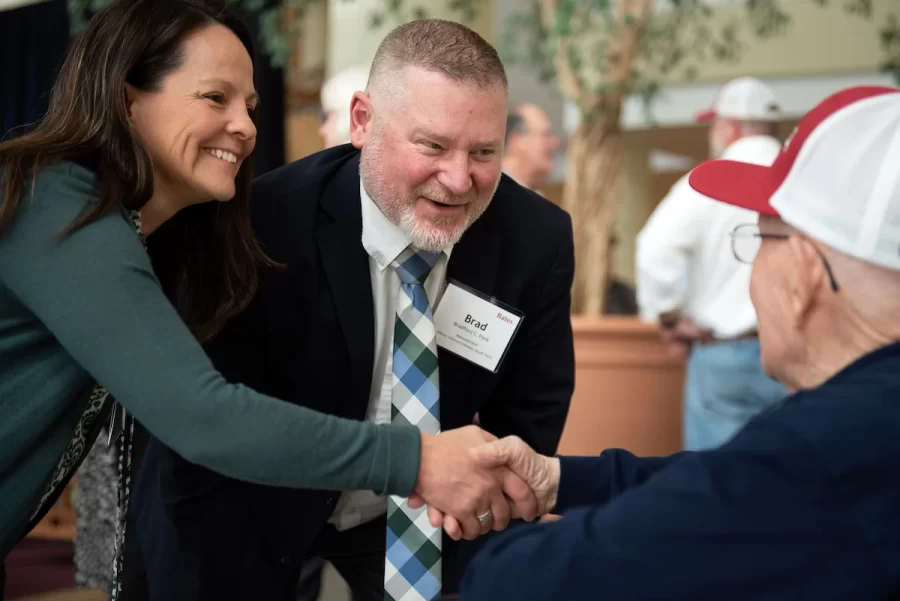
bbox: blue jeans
[683,338,787,450]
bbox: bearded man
[132,18,575,601]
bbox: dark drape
[237,3,286,176]
[1,0,285,175]
[1,0,71,141]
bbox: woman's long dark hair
[0,0,271,342]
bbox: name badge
[433,280,523,373]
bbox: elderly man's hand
[473,436,561,518]
[412,426,540,541]
[411,435,559,540]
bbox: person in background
[459,84,900,601]
[0,2,537,598]
[502,103,559,191]
[635,77,786,450]
[318,65,371,149]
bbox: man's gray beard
[359,148,497,253]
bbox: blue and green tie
[384,246,442,601]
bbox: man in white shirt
[636,77,787,450]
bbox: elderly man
[458,85,900,600]
[636,77,787,450]
[133,18,574,601]
[502,103,559,190]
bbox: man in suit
[132,18,575,601]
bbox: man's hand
[659,311,713,359]
[473,436,561,517]
[412,426,539,541]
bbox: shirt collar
[359,180,453,272]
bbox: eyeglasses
[730,223,840,292]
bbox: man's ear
[784,234,826,329]
[349,91,373,149]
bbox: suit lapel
[440,203,502,416]
[445,204,500,302]
[316,155,375,421]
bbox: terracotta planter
[557,316,686,457]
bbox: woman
[70,1,265,589]
[0,0,426,594]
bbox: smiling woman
[0,1,432,597]
[128,27,259,236]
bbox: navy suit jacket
[462,342,900,601]
[132,145,575,601]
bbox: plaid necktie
[384,247,442,601]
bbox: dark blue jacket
[462,342,900,601]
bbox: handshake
[408,426,561,541]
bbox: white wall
[565,71,898,132]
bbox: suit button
[326,497,335,506]
[280,556,291,565]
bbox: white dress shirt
[635,135,782,339]
[328,182,452,531]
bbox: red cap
[688,86,900,216]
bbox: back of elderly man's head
[366,19,507,108]
[689,86,900,391]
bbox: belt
[697,330,758,344]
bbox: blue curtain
[1,0,70,141]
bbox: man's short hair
[369,19,508,93]
[505,111,526,147]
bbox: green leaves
[369,0,481,33]
[66,0,482,70]
[879,13,900,83]
[258,6,291,67]
[744,0,791,38]
[499,1,557,83]
[64,0,898,86]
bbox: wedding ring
[476,510,492,523]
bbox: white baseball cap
[689,85,900,272]
[696,77,782,122]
